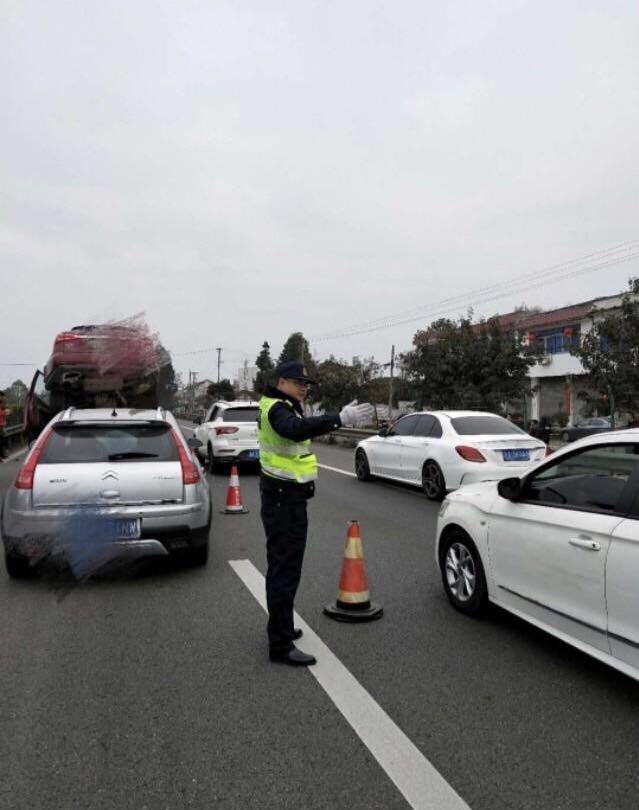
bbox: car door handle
[569,536,601,551]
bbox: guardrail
[2,424,27,454]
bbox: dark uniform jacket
[260,385,341,498]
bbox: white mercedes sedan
[355,411,546,500]
[436,430,639,682]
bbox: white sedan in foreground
[437,430,639,682]
[355,411,546,500]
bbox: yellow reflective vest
[258,396,318,484]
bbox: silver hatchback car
[1,407,211,578]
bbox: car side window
[430,417,443,438]
[390,415,420,436]
[33,372,51,406]
[413,415,435,437]
[521,444,639,514]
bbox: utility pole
[216,347,222,383]
[387,344,395,420]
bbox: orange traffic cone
[324,521,383,622]
[220,465,249,514]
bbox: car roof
[214,400,260,408]
[53,407,176,424]
[403,410,506,419]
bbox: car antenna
[111,395,118,418]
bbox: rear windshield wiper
[107,452,160,460]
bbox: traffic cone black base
[323,602,383,623]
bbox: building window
[537,326,580,355]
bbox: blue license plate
[503,449,530,462]
[103,518,141,539]
[246,450,259,460]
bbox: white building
[495,294,624,424]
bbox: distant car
[193,401,260,472]
[2,407,210,578]
[436,429,639,683]
[561,417,621,443]
[354,411,547,500]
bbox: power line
[317,251,639,341]
[311,240,639,341]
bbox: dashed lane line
[317,463,356,477]
[229,559,471,810]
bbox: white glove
[339,400,374,427]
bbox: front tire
[355,449,372,481]
[422,461,446,501]
[439,530,487,616]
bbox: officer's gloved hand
[339,400,374,427]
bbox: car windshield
[38,424,179,463]
[222,408,259,422]
[450,416,526,436]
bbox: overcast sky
[2,0,638,387]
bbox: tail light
[54,332,84,350]
[215,426,239,435]
[15,427,53,490]
[170,429,201,485]
[545,446,553,456]
[455,445,486,463]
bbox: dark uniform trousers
[260,476,313,653]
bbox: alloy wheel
[355,450,370,480]
[445,542,476,602]
[422,462,444,499]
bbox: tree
[207,378,236,402]
[3,379,27,425]
[404,314,541,412]
[315,357,361,411]
[572,278,639,425]
[254,341,275,395]
[277,332,316,376]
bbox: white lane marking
[318,463,356,477]
[1,447,28,464]
[229,559,471,810]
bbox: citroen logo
[101,470,119,481]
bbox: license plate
[102,518,141,540]
[246,450,259,460]
[503,449,530,462]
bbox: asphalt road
[2,437,639,809]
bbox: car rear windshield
[38,424,179,464]
[222,408,259,422]
[450,416,526,436]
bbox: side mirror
[193,417,202,425]
[498,477,522,501]
[378,427,389,437]
[187,437,203,449]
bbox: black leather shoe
[269,646,317,666]
[292,628,303,640]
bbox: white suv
[194,401,260,472]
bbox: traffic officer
[258,361,373,666]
